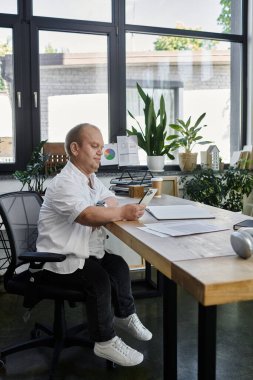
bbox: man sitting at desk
[36,123,151,367]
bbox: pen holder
[129,185,145,198]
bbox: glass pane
[126,0,242,34]
[39,31,109,143]
[33,0,111,22]
[126,33,241,165]
[0,0,17,14]
[0,28,15,163]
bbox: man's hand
[76,203,146,226]
[120,204,146,221]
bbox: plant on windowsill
[219,157,225,171]
[127,82,179,172]
[180,167,253,212]
[169,113,212,172]
[13,140,50,194]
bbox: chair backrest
[43,142,68,174]
[0,192,43,278]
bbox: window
[0,0,248,172]
[0,28,15,163]
[126,0,242,34]
[33,0,112,22]
[39,31,109,143]
[0,1,17,15]
[126,34,241,164]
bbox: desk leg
[132,261,163,298]
[198,304,217,380]
[163,275,177,380]
[145,260,151,280]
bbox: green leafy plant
[181,167,253,212]
[13,140,49,194]
[169,113,212,153]
[154,23,217,51]
[127,83,179,159]
[217,0,231,33]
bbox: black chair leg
[33,322,53,337]
[49,339,64,379]
[67,322,87,336]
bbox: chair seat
[6,270,86,303]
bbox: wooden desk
[105,195,252,380]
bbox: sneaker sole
[94,347,143,367]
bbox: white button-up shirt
[36,161,115,274]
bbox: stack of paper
[138,221,229,237]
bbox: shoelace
[112,337,130,356]
[129,314,146,332]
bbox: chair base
[0,323,93,378]
[0,300,114,378]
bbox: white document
[144,221,229,237]
[101,143,119,166]
[137,226,168,237]
[146,205,215,220]
[117,135,140,166]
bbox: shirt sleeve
[47,177,91,224]
[94,176,116,201]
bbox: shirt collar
[67,160,95,185]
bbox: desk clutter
[109,169,154,196]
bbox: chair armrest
[19,251,66,263]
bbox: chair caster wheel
[106,360,116,369]
[0,355,6,372]
[31,328,41,339]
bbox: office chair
[0,191,112,378]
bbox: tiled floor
[1,274,253,380]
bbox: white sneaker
[114,313,152,341]
[94,336,143,366]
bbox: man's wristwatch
[96,201,108,207]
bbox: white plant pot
[147,155,165,172]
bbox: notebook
[146,205,215,220]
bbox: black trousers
[40,252,135,342]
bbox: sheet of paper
[117,135,139,166]
[101,143,119,166]
[137,226,168,237]
[144,221,229,237]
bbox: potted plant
[169,113,212,172]
[13,140,50,194]
[219,157,225,171]
[127,83,179,171]
[181,167,253,212]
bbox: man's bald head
[65,123,100,157]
